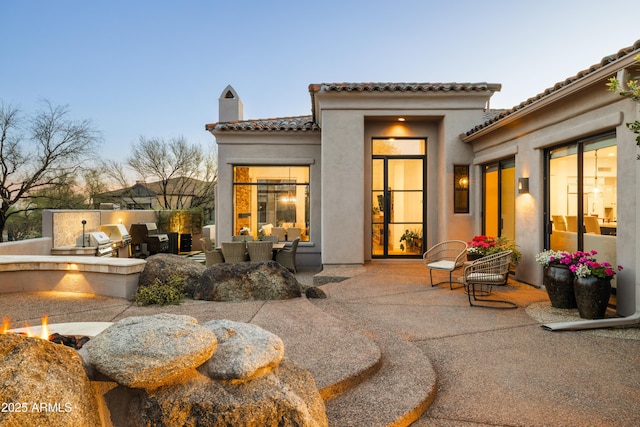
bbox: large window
[546,133,617,289]
[233,166,310,241]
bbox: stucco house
[207,40,640,317]
[95,177,214,213]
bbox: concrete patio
[1,261,639,426]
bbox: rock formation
[138,253,205,296]
[84,313,217,390]
[80,314,327,426]
[0,333,102,427]
[194,261,302,301]
[128,359,327,427]
[200,319,284,381]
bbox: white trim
[227,158,316,165]
[473,145,519,165]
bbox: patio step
[248,297,384,399]
[312,300,437,427]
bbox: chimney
[218,85,243,122]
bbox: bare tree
[0,101,101,241]
[126,136,216,210]
[82,168,110,208]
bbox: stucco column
[321,110,365,265]
[616,103,639,317]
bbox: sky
[1,1,639,168]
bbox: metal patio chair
[422,240,468,289]
[463,250,516,309]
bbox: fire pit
[3,317,112,349]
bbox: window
[233,166,310,241]
[546,133,617,293]
[454,165,469,213]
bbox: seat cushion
[466,273,505,283]
[427,260,456,271]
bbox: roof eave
[462,48,640,143]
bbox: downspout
[542,313,640,331]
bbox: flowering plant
[535,249,593,267]
[569,250,623,278]
[535,249,568,266]
[467,235,498,255]
[467,235,522,266]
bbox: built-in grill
[100,224,132,258]
[75,231,114,257]
[129,223,169,257]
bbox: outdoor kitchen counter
[0,256,146,299]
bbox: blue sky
[1,1,638,165]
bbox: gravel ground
[525,301,640,340]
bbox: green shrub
[134,276,186,306]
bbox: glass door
[482,158,515,240]
[372,138,426,258]
[545,133,618,300]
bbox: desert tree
[126,136,217,210]
[0,100,101,241]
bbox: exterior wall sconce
[454,164,470,213]
[518,178,529,194]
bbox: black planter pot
[543,265,577,309]
[573,276,612,319]
[467,253,484,262]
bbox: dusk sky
[1,1,638,167]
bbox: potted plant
[399,229,422,253]
[467,235,522,266]
[535,249,577,308]
[570,252,622,319]
[467,235,496,261]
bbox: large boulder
[200,319,284,381]
[0,334,101,427]
[84,313,217,390]
[138,253,206,296]
[194,261,302,301]
[127,358,328,427]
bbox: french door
[482,158,515,240]
[371,138,426,258]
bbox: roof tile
[315,82,501,93]
[206,115,320,132]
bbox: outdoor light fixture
[518,178,529,194]
[397,117,406,122]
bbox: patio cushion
[466,273,505,282]
[427,260,456,271]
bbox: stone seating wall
[0,255,146,299]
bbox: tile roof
[206,115,320,132]
[465,39,640,137]
[310,82,502,93]
[207,83,500,133]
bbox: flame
[40,315,50,340]
[1,316,50,339]
[23,321,34,337]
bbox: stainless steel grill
[129,223,169,257]
[100,224,132,258]
[75,231,114,257]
